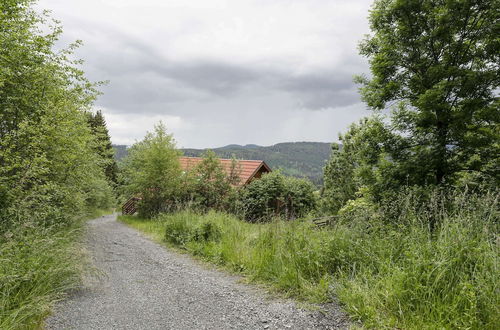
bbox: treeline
[0,1,116,327]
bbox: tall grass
[0,209,112,329]
[120,191,499,329]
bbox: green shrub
[164,213,195,246]
[193,221,223,242]
[240,171,316,221]
[334,190,500,329]
[0,224,84,329]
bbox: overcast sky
[38,0,373,148]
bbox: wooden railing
[311,216,337,228]
[122,197,141,215]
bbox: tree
[322,116,399,213]
[357,0,499,186]
[0,0,114,228]
[87,110,118,184]
[227,155,243,186]
[121,122,181,218]
[191,150,232,210]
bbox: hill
[183,142,333,185]
[113,142,334,185]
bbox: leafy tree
[241,171,316,221]
[322,116,399,213]
[87,110,118,184]
[0,0,113,228]
[227,155,243,186]
[357,0,500,186]
[188,151,233,210]
[121,122,181,218]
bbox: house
[122,156,271,215]
[179,156,272,186]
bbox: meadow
[120,191,499,329]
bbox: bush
[193,221,223,242]
[164,213,195,246]
[240,171,316,221]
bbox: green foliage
[87,110,119,185]
[357,0,500,186]
[335,190,499,329]
[176,151,242,212]
[0,1,114,326]
[0,0,114,229]
[122,190,499,329]
[0,221,86,329]
[321,116,407,213]
[120,122,182,218]
[192,221,223,242]
[240,171,316,221]
[191,150,233,210]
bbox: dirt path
[45,214,348,329]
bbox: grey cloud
[68,24,365,114]
[280,71,362,109]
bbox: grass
[0,208,114,330]
[120,192,499,329]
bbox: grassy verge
[0,208,114,329]
[119,193,499,329]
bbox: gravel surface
[45,214,349,330]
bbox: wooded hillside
[114,142,334,185]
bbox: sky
[38,0,374,148]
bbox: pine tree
[88,110,118,184]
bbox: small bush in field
[164,216,194,246]
[193,221,222,242]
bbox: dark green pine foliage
[357,0,500,187]
[88,110,118,184]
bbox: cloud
[39,0,373,147]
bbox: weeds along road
[45,214,349,330]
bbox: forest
[1,0,499,329]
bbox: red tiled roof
[179,156,271,186]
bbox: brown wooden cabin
[178,156,271,187]
[122,157,272,215]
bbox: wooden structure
[122,196,141,216]
[311,216,337,228]
[179,157,271,187]
[122,157,272,215]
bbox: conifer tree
[88,110,118,184]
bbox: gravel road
[45,214,349,330]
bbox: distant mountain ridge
[183,142,334,185]
[113,141,334,185]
